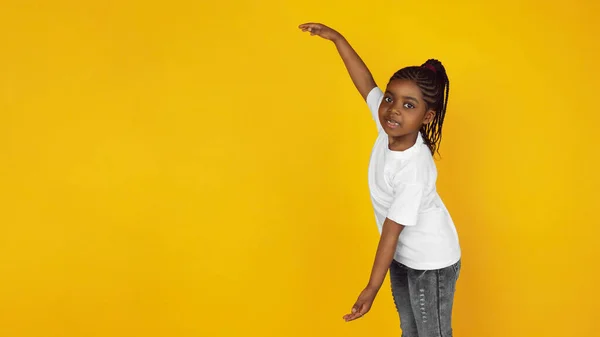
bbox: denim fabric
[389,259,461,337]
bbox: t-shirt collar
[386,132,424,159]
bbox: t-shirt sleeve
[366,86,384,132]
[386,183,424,227]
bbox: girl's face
[379,79,435,138]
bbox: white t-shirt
[366,86,461,270]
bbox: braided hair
[389,59,450,156]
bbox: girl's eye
[384,97,392,103]
[403,103,415,109]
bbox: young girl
[299,23,462,337]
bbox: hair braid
[389,59,450,156]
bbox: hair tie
[423,64,437,73]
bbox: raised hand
[298,22,376,101]
[298,22,342,42]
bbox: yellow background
[1,1,599,336]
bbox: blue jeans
[389,259,461,337]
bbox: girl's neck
[388,132,419,152]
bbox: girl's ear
[423,109,436,124]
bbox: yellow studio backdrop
[0,1,598,336]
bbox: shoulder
[366,87,384,109]
[367,86,384,101]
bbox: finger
[344,311,362,322]
[299,23,321,31]
[359,302,372,315]
[344,304,362,321]
[352,304,369,320]
[357,309,366,318]
[300,27,317,34]
[343,307,356,321]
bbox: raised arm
[299,23,377,100]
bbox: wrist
[365,282,381,293]
[331,33,345,44]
